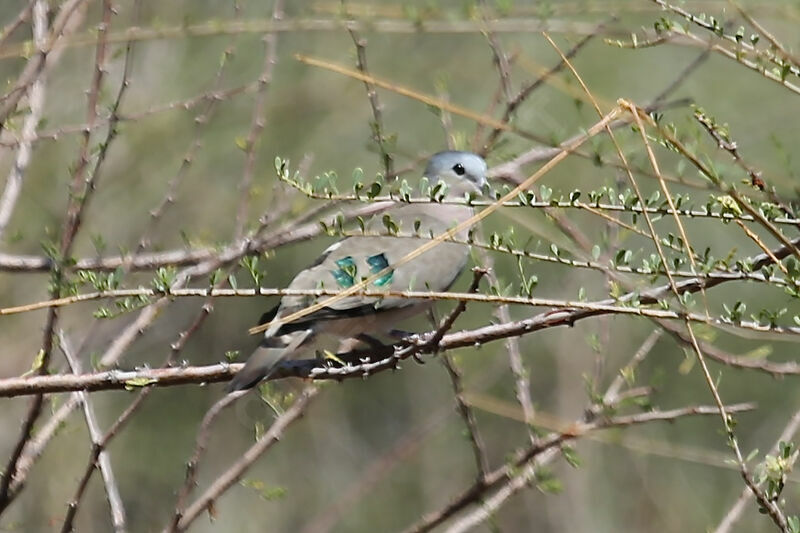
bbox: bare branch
[57,332,127,533]
[0,0,48,240]
[233,0,284,238]
[405,402,757,533]
[168,386,319,532]
[168,391,246,531]
[346,12,394,177]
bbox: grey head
[424,151,488,194]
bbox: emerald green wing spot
[331,256,357,288]
[367,253,394,287]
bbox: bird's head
[424,151,488,196]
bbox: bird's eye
[452,163,466,176]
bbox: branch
[404,402,757,533]
[233,0,283,238]
[346,15,394,177]
[57,332,126,533]
[715,407,800,533]
[168,390,246,532]
[0,0,48,240]
[167,386,318,532]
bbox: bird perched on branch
[228,151,488,392]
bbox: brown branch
[346,12,394,177]
[404,402,757,533]
[478,0,513,105]
[715,407,800,533]
[0,1,34,51]
[694,107,794,216]
[0,0,112,514]
[437,269,491,479]
[233,0,283,238]
[480,21,602,155]
[168,386,319,532]
[474,235,537,445]
[0,0,87,129]
[623,99,789,531]
[168,390,247,532]
[442,355,490,480]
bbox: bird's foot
[316,349,346,367]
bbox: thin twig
[437,269,491,479]
[0,0,48,240]
[625,101,789,531]
[694,107,794,215]
[168,386,319,532]
[405,402,756,533]
[442,355,491,480]
[479,0,513,105]
[57,332,127,533]
[553,33,786,528]
[233,0,283,238]
[168,391,247,531]
[0,1,34,51]
[603,329,663,404]
[0,0,111,513]
[475,235,537,445]
[715,408,800,533]
[481,21,603,154]
[730,0,800,68]
[345,11,394,177]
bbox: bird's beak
[478,175,490,196]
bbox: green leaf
[22,349,46,377]
[124,377,158,390]
[562,445,582,468]
[240,479,288,501]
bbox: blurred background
[1,1,800,531]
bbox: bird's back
[274,201,474,327]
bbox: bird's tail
[227,329,313,392]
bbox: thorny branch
[403,403,757,533]
[0,216,799,396]
[1,4,800,531]
[346,12,394,178]
[233,0,284,238]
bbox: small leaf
[124,377,158,390]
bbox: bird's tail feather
[227,329,313,392]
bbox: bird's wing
[262,205,473,332]
[282,234,467,317]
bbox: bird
[227,151,488,392]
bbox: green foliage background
[1,1,799,532]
